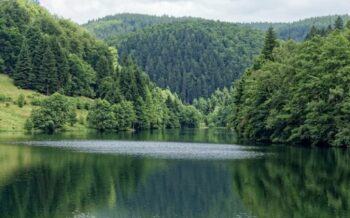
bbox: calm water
[0,129,349,218]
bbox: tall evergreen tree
[334,16,344,30]
[262,27,278,61]
[39,43,58,95]
[305,26,319,40]
[14,40,32,88]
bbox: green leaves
[231,28,350,146]
[27,93,76,133]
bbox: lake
[0,129,349,218]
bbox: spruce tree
[50,38,69,91]
[14,40,32,88]
[262,27,278,61]
[39,43,58,95]
[334,16,344,30]
[305,26,319,40]
[26,25,42,87]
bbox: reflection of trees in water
[231,147,350,218]
[105,162,249,218]
[0,145,250,218]
[0,147,159,218]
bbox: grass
[0,74,91,133]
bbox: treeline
[231,18,350,146]
[84,13,195,40]
[0,1,202,133]
[243,15,350,41]
[0,0,114,96]
[193,88,233,128]
[111,21,264,102]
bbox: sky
[40,0,350,24]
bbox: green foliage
[231,28,350,147]
[84,13,194,40]
[193,88,233,127]
[86,17,264,102]
[87,100,116,132]
[262,27,278,60]
[17,94,25,108]
[244,15,350,41]
[112,101,136,130]
[28,93,77,133]
[0,1,114,98]
[334,16,344,30]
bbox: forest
[1,0,350,147]
[231,19,350,147]
[0,0,202,133]
[87,20,264,102]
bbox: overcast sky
[40,0,350,24]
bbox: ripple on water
[19,141,264,160]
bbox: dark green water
[0,129,349,218]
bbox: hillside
[84,14,350,102]
[85,13,350,43]
[243,15,350,41]
[0,1,203,133]
[86,18,264,102]
[0,74,89,132]
[84,13,197,40]
[231,25,350,147]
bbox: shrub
[28,93,77,133]
[17,94,26,108]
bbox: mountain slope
[0,1,203,132]
[243,15,350,41]
[86,18,264,102]
[84,13,197,40]
[231,27,350,147]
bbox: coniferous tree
[334,17,344,30]
[50,38,69,91]
[262,27,278,61]
[305,26,319,40]
[39,43,58,95]
[334,16,344,30]
[14,40,32,88]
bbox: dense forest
[231,19,350,147]
[244,15,350,41]
[85,13,350,103]
[84,13,196,40]
[0,0,202,133]
[86,19,264,102]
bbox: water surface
[0,129,349,218]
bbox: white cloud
[40,0,350,24]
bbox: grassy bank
[0,74,90,133]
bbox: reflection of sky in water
[21,141,264,160]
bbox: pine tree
[262,27,278,61]
[50,38,69,91]
[334,16,344,30]
[31,36,45,90]
[305,26,319,40]
[39,43,58,95]
[26,25,42,87]
[14,40,32,88]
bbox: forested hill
[231,21,350,147]
[243,15,350,41]
[84,13,197,40]
[0,0,203,133]
[86,19,264,102]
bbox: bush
[0,94,12,103]
[28,93,77,133]
[17,94,26,108]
